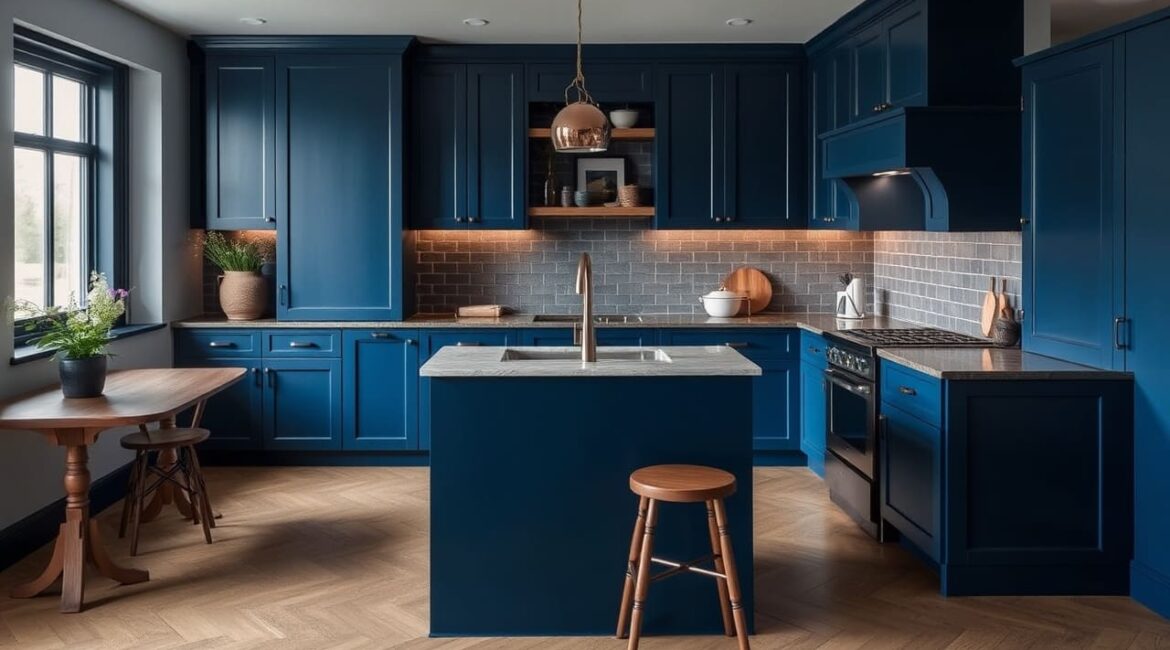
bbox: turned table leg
[10,443,148,613]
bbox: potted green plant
[203,232,268,320]
[14,272,128,398]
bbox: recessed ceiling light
[239,17,267,26]
[462,18,490,27]
[726,18,753,27]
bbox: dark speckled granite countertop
[878,348,1131,381]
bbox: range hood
[819,107,1020,231]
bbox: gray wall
[872,231,1022,336]
[0,0,195,530]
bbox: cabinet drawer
[423,329,514,360]
[263,330,341,357]
[880,360,941,425]
[800,331,828,367]
[661,329,795,360]
[175,330,262,359]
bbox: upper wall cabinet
[527,62,653,103]
[276,53,407,320]
[809,45,858,229]
[411,63,525,230]
[655,62,804,229]
[202,55,277,230]
[850,0,926,119]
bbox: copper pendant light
[551,0,610,153]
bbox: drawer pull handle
[455,342,481,347]
[807,346,821,354]
[724,342,749,349]
[288,341,317,349]
[898,386,917,396]
[252,367,261,386]
[371,332,391,339]
[207,341,235,348]
[405,338,417,346]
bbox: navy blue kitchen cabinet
[850,22,888,120]
[526,62,653,103]
[418,329,516,450]
[176,357,265,450]
[521,328,658,347]
[1020,41,1124,370]
[879,403,942,562]
[655,63,804,229]
[809,45,858,229]
[276,53,406,320]
[411,63,525,229]
[262,358,344,451]
[343,330,420,451]
[660,329,800,455]
[799,331,828,476]
[850,0,926,119]
[1123,16,1170,620]
[202,55,276,230]
[877,359,1133,596]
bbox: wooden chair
[118,425,215,556]
[616,464,750,650]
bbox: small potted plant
[204,232,268,320]
[14,272,128,398]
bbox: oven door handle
[825,368,873,396]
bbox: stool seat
[629,464,736,503]
[120,427,210,450]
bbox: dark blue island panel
[429,376,753,637]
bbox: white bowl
[699,290,746,318]
[609,109,639,129]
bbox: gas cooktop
[832,327,991,348]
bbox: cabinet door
[276,54,404,320]
[527,63,653,103]
[419,329,516,450]
[852,24,887,120]
[412,64,466,229]
[204,55,276,230]
[343,330,419,451]
[262,358,343,450]
[800,360,827,476]
[809,54,835,228]
[880,405,942,561]
[176,358,264,450]
[752,359,801,452]
[467,64,525,229]
[1021,42,1123,369]
[1125,20,1170,592]
[725,64,804,227]
[655,65,724,228]
[884,0,927,108]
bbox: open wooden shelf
[528,127,655,140]
[528,206,654,218]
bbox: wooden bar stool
[616,464,750,650]
[118,425,215,556]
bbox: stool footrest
[647,554,726,583]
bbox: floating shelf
[528,127,655,140]
[528,206,654,218]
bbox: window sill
[10,323,166,366]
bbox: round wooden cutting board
[724,267,773,315]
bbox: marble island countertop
[172,312,917,333]
[878,347,1132,381]
[418,345,763,378]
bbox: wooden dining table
[0,367,246,613]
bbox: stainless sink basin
[500,348,672,363]
[531,314,645,324]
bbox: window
[12,28,126,333]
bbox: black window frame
[12,27,127,346]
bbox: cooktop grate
[838,328,991,347]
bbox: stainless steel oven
[825,367,876,479]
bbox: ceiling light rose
[725,18,753,26]
[551,0,610,153]
[462,18,489,26]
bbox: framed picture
[576,158,625,202]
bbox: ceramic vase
[59,356,107,398]
[218,271,268,321]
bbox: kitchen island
[419,345,761,637]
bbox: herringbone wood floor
[1,467,1167,649]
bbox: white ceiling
[1052,0,1170,43]
[109,0,866,43]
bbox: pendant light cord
[564,0,595,106]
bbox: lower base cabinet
[419,329,516,450]
[799,331,828,475]
[181,359,264,450]
[262,358,343,451]
[879,404,942,561]
[343,330,419,451]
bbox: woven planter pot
[218,271,268,321]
